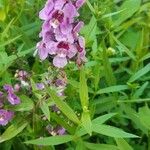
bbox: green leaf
[92,113,117,125]
[115,138,133,150]
[128,63,150,82]
[121,104,148,134]
[81,16,98,44]
[25,135,73,146]
[0,121,28,143]
[47,88,80,124]
[138,105,150,130]
[0,9,6,21]
[84,142,118,150]
[113,0,141,26]
[81,112,92,135]
[12,95,34,112]
[40,101,50,121]
[92,124,139,138]
[133,82,149,98]
[79,67,89,107]
[96,85,129,95]
[0,35,21,48]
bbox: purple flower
[3,85,14,93]
[0,109,14,126]
[15,70,28,81]
[7,93,21,105]
[56,126,66,135]
[36,83,45,90]
[46,124,66,136]
[4,84,21,105]
[36,0,86,68]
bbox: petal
[63,2,78,22]
[76,0,85,9]
[53,56,67,68]
[7,93,20,105]
[60,21,72,35]
[67,44,77,58]
[55,28,67,41]
[47,41,57,55]
[39,0,54,20]
[37,42,49,60]
[78,36,85,49]
[73,21,84,33]
[54,0,66,9]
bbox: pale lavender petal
[39,0,54,20]
[64,2,78,22]
[67,44,77,58]
[54,0,66,9]
[47,41,57,55]
[76,0,85,9]
[55,28,67,41]
[53,56,67,68]
[73,21,84,33]
[36,83,45,90]
[60,21,72,35]
[37,42,49,60]
[78,36,85,49]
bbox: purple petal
[63,2,78,23]
[60,21,72,35]
[37,42,49,60]
[55,28,67,41]
[54,0,67,9]
[53,56,67,68]
[73,21,84,33]
[67,44,77,58]
[76,0,85,9]
[47,41,57,55]
[36,83,45,90]
[0,109,14,126]
[39,0,54,20]
[7,93,21,105]
[78,36,85,49]
[3,85,14,93]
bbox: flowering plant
[0,0,150,150]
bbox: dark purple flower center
[57,41,69,50]
[52,10,64,23]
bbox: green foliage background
[0,0,150,150]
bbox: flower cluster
[0,84,21,126]
[36,0,86,68]
[36,70,67,97]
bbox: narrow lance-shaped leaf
[84,142,118,150]
[0,121,28,143]
[92,124,139,138]
[96,85,129,95]
[128,63,150,82]
[40,101,50,121]
[25,135,73,146]
[81,111,92,135]
[115,138,133,150]
[47,88,80,124]
[79,67,89,107]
